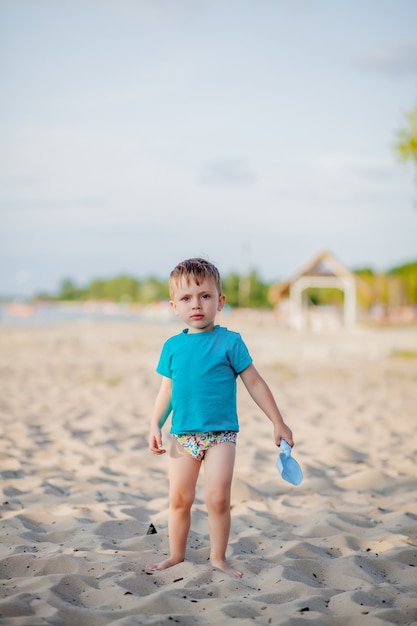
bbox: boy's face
[170,276,226,333]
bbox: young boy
[147,258,293,578]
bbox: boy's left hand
[274,422,294,448]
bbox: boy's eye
[201,294,210,299]
[181,296,190,302]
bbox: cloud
[1,197,108,212]
[357,39,417,75]
[309,153,397,180]
[199,158,256,186]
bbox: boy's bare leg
[146,439,201,571]
[204,442,243,578]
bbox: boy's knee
[205,493,230,513]
[171,493,194,510]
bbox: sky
[1,0,417,298]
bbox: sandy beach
[1,312,416,625]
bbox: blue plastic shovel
[276,440,303,485]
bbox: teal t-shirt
[156,325,252,434]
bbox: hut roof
[269,250,378,304]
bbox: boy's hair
[169,258,222,298]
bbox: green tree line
[37,261,417,308]
[396,105,417,176]
[38,269,271,308]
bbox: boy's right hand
[149,430,166,455]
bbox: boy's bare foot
[211,558,243,579]
[145,556,184,572]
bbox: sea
[0,300,175,326]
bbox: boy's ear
[169,300,178,315]
[218,294,226,311]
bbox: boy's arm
[239,363,294,447]
[149,376,172,455]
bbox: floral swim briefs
[174,431,237,461]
